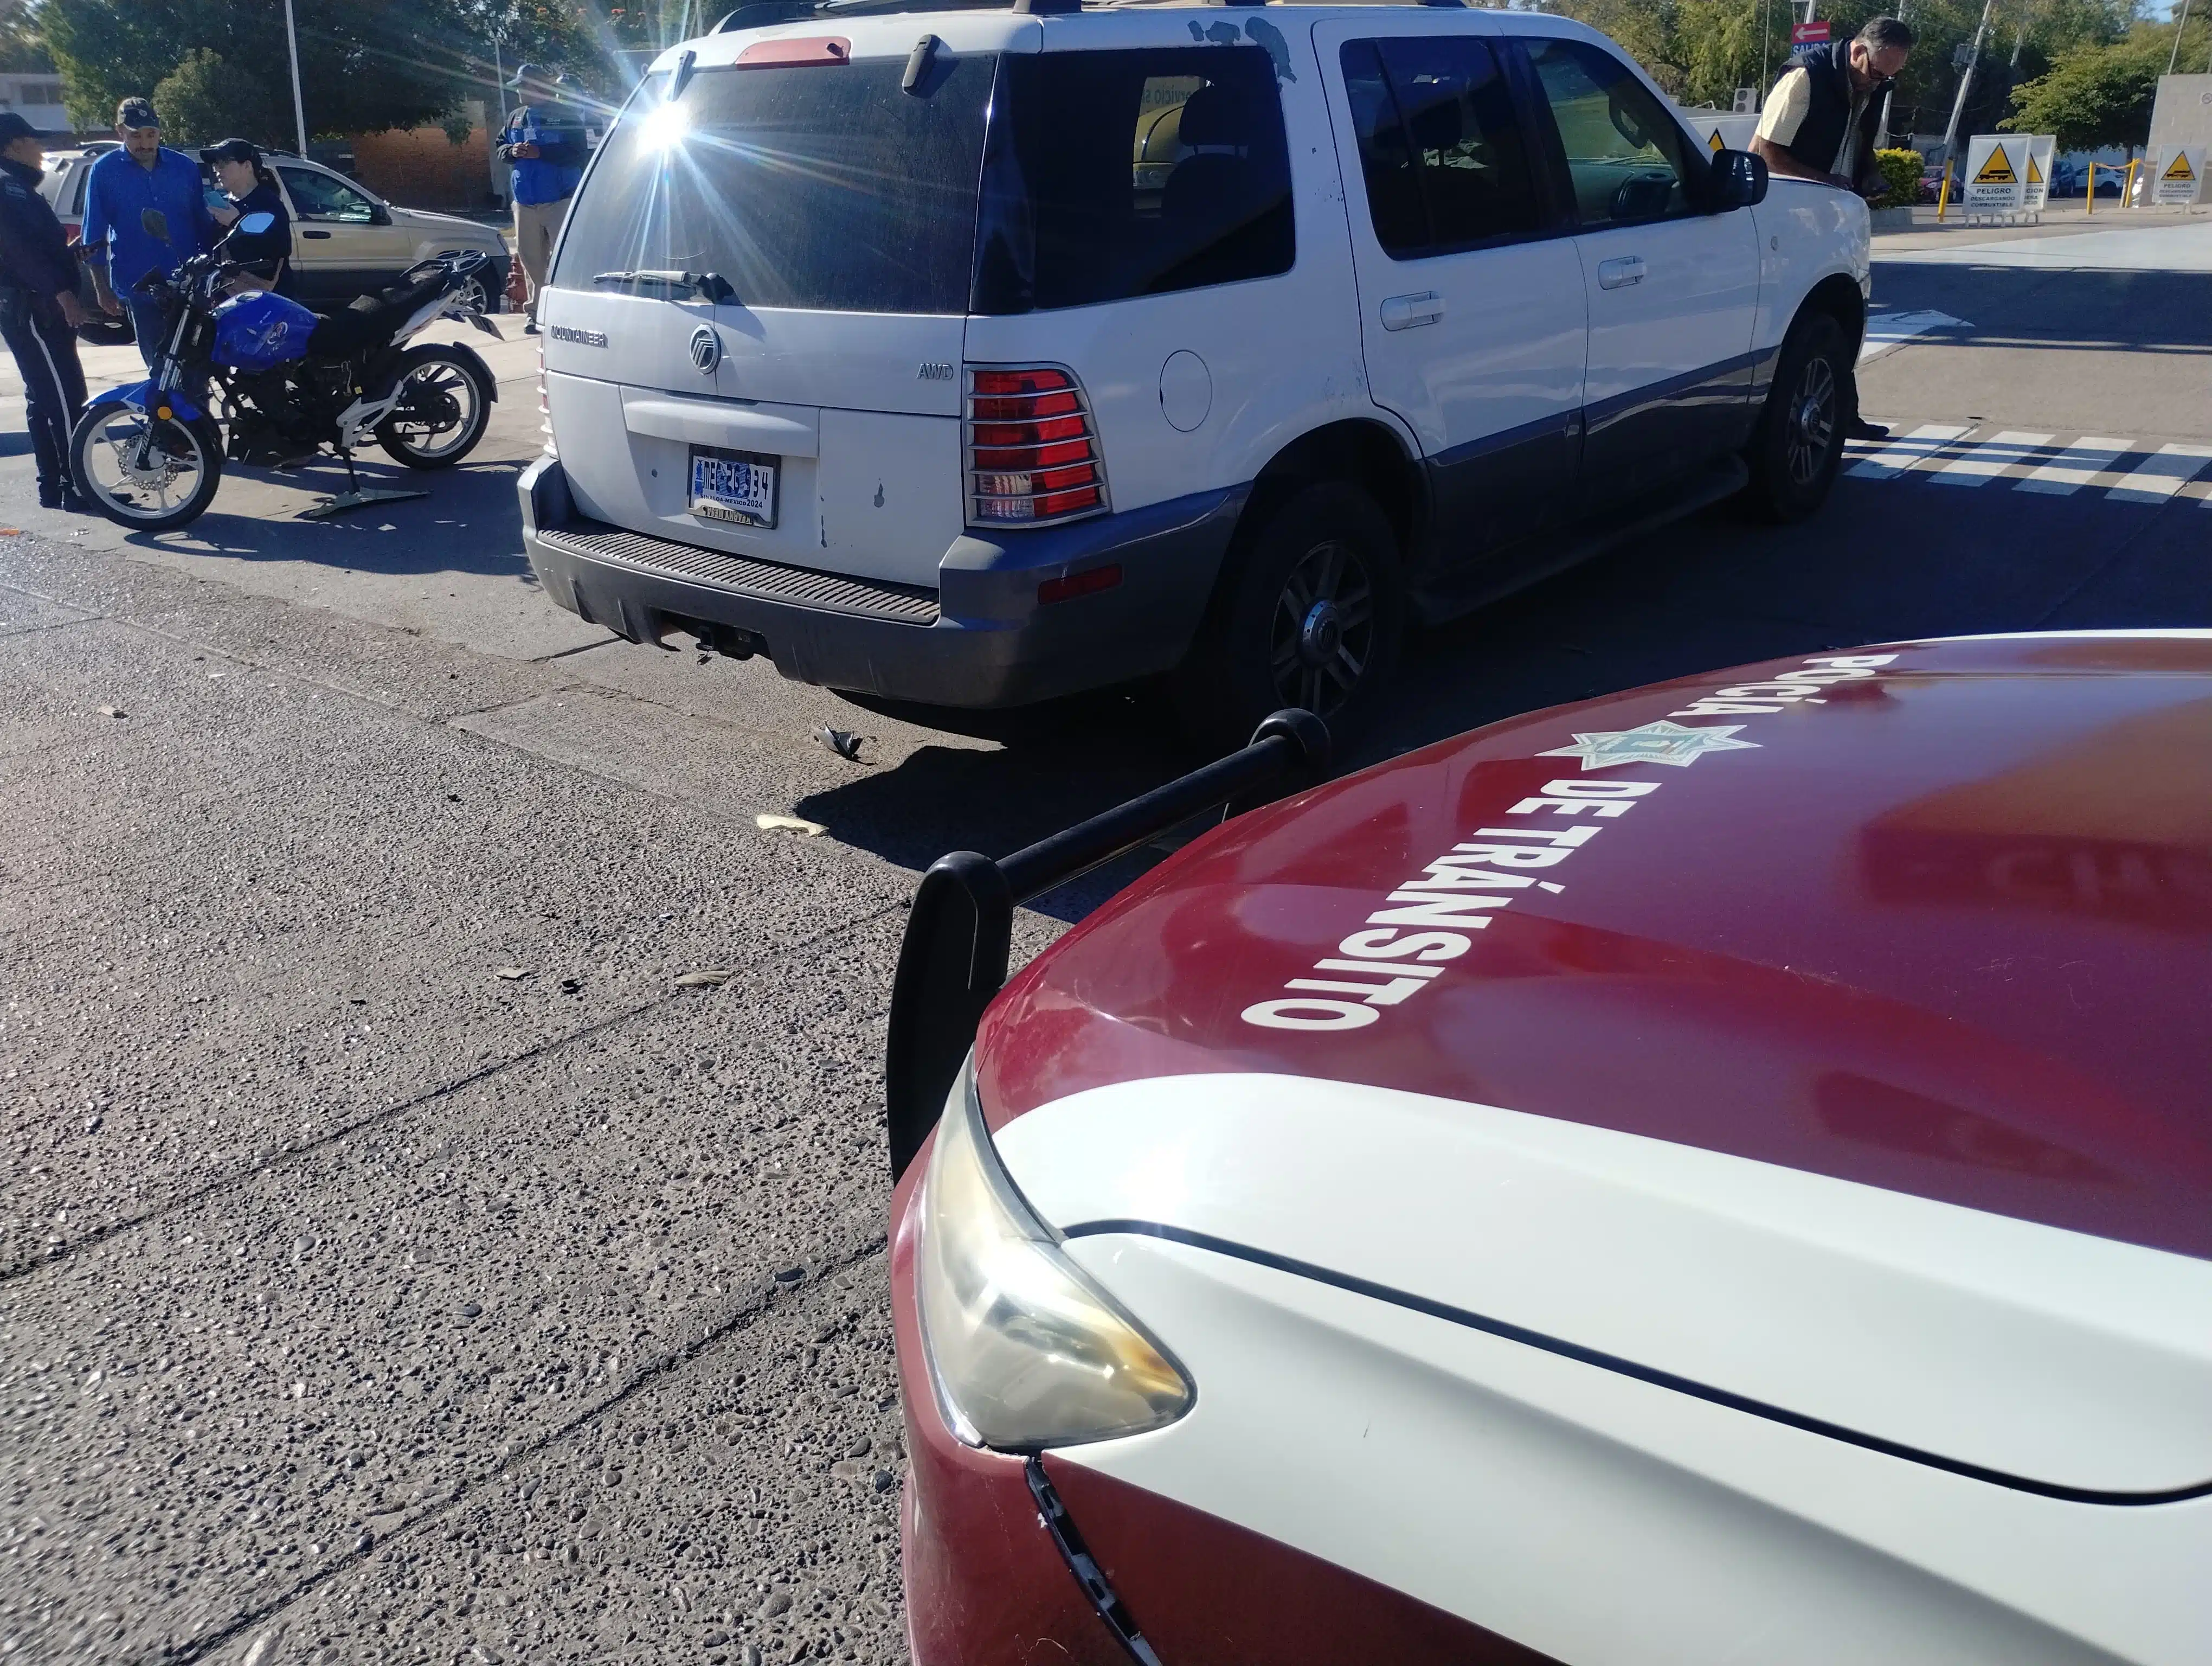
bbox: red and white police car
[883,630,2212,1665]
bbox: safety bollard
[1935,159,1953,221]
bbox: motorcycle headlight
[916,1063,1193,1451]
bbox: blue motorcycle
[68,211,501,532]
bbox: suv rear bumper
[519,457,1242,709]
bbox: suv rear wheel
[1174,481,1405,755]
[1746,310,1850,522]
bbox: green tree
[2003,31,2178,154]
[0,2,54,74]
[152,49,287,148]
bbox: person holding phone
[203,138,295,299]
[499,65,587,335]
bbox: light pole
[283,0,309,155]
[2169,0,2191,77]
[1940,0,1998,165]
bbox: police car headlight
[916,1063,1192,1451]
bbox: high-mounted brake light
[965,366,1107,528]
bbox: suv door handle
[301,229,333,239]
[1380,291,1445,331]
[1597,256,1646,290]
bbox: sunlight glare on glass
[640,98,692,151]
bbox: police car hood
[974,633,2212,1499]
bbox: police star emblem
[1538,720,1761,771]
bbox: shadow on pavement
[123,457,532,576]
[1871,264,2212,354]
[783,464,2206,920]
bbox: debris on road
[814,726,874,763]
[494,966,532,981]
[674,968,736,989]
[96,705,127,719]
[755,813,826,837]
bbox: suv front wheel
[1746,310,1850,522]
[1174,481,1405,755]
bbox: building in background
[0,71,71,135]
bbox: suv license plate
[690,447,778,528]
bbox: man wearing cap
[81,97,217,368]
[0,112,92,510]
[1753,17,1915,442]
[499,66,587,335]
[204,138,296,299]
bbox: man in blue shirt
[499,66,587,335]
[82,98,216,368]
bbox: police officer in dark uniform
[0,112,92,511]
[203,138,297,299]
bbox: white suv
[521,1,1869,746]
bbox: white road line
[2015,438,2133,496]
[1857,309,1970,364]
[1928,431,2054,487]
[2105,443,2212,504]
[1846,422,1971,480]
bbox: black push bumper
[518,456,1244,709]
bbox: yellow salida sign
[1974,145,2016,185]
[2165,151,2196,182]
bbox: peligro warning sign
[1960,134,2027,212]
[2022,134,2056,212]
[2152,147,2204,205]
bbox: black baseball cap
[116,98,159,131]
[0,112,42,146]
[200,137,264,167]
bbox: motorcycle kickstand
[297,445,432,522]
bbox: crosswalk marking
[2106,443,2212,505]
[1846,422,2212,508]
[1929,431,2054,486]
[1846,423,1971,480]
[2016,438,2133,496]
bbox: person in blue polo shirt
[81,97,216,368]
[498,65,587,335]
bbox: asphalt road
[3,210,2207,1665]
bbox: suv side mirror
[1709,148,1768,210]
[368,203,393,227]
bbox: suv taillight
[966,366,1106,527]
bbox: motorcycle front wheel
[374,346,492,470]
[69,400,225,533]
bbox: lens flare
[639,99,691,151]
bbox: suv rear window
[974,46,1294,313]
[553,60,994,315]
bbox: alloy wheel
[80,410,210,523]
[1267,538,1374,718]
[1786,356,1837,486]
[384,363,479,461]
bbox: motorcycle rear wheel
[375,347,492,471]
[69,401,225,533]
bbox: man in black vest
[1752,17,1914,441]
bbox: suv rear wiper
[591,269,735,303]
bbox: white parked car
[522,1,1869,745]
